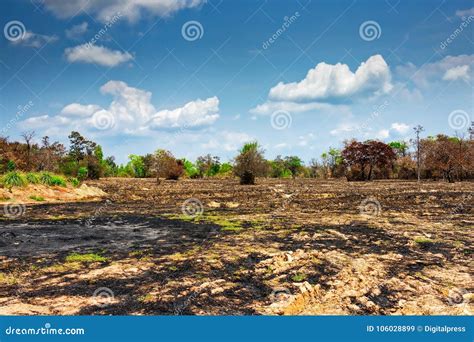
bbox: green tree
[127,155,146,178]
[233,141,268,185]
[284,156,304,179]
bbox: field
[0,178,472,315]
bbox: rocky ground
[0,178,472,315]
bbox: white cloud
[149,97,220,129]
[442,65,470,81]
[268,55,392,102]
[11,31,58,48]
[376,129,390,139]
[43,0,205,23]
[455,7,474,18]
[202,131,252,152]
[21,80,220,134]
[330,122,360,136]
[60,103,102,117]
[65,44,133,67]
[65,22,88,40]
[390,122,410,134]
[249,101,331,115]
[396,54,474,87]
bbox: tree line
[1,123,473,186]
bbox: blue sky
[0,0,473,164]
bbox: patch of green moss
[65,252,108,263]
[414,237,434,245]
[291,273,307,282]
[29,195,45,202]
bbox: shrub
[183,159,200,178]
[26,173,40,184]
[51,175,67,187]
[154,150,184,180]
[77,167,88,181]
[233,142,268,185]
[6,160,16,172]
[39,172,53,186]
[2,172,27,188]
[68,177,80,187]
[29,195,45,202]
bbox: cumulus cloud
[149,97,219,129]
[390,122,410,134]
[43,0,205,23]
[60,103,102,117]
[21,80,220,135]
[202,131,252,152]
[268,55,392,102]
[11,31,58,48]
[65,44,133,67]
[65,22,88,40]
[396,54,474,87]
[442,65,470,81]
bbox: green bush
[68,177,80,187]
[29,195,45,202]
[26,173,40,184]
[6,160,16,172]
[77,167,88,181]
[50,175,67,187]
[39,172,66,187]
[39,172,53,186]
[2,172,27,188]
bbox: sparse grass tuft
[68,177,80,187]
[414,237,434,245]
[26,173,40,184]
[39,172,53,186]
[291,273,307,282]
[1,172,27,188]
[29,195,45,202]
[65,252,107,263]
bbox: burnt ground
[0,178,472,315]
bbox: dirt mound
[0,183,107,205]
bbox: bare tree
[21,130,35,171]
[413,125,424,182]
